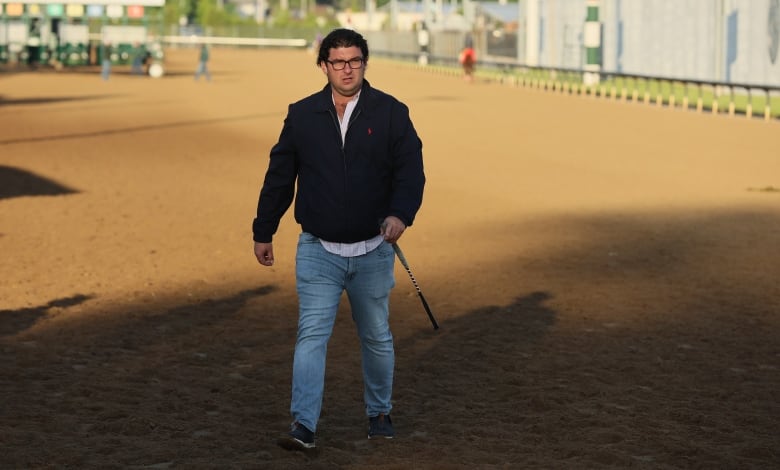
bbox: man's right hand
[254,242,274,266]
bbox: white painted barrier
[160,35,308,48]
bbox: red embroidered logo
[368,128,372,135]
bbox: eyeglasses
[326,57,365,70]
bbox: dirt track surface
[1,48,779,469]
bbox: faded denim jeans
[290,232,395,432]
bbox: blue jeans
[291,232,396,432]
[131,58,144,75]
[194,61,210,81]
[101,60,111,80]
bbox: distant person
[252,28,425,452]
[310,31,323,55]
[194,44,211,81]
[131,42,146,75]
[101,41,112,81]
[27,18,42,69]
[459,34,476,82]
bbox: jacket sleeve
[388,101,425,227]
[252,109,298,243]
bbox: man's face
[321,46,366,99]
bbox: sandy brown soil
[1,47,779,469]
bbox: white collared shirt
[337,90,360,143]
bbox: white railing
[160,35,307,48]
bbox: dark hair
[317,28,369,66]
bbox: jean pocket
[298,232,319,246]
[371,243,396,298]
[376,241,395,259]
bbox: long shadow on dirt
[0,209,778,469]
[0,111,280,146]
[0,165,79,200]
[0,294,93,337]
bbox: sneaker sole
[277,436,318,454]
[367,434,394,440]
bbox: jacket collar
[316,79,373,114]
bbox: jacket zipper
[334,107,363,235]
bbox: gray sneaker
[367,413,394,439]
[277,422,316,451]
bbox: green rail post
[583,0,601,87]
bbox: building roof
[478,2,520,23]
[379,1,519,24]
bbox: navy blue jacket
[253,80,425,244]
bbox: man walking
[252,28,425,452]
[194,43,211,81]
[101,41,112,81]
